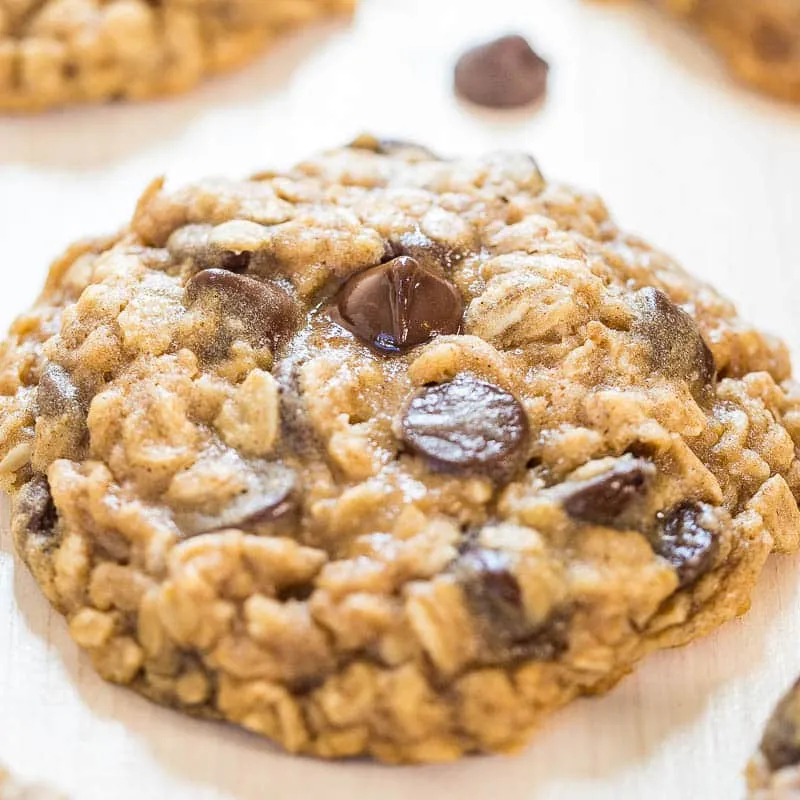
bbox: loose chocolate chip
[185,269,298,350]
[179,464,298,536]
[168,225,250,273]
[400,374,529,482]
[456,547,568,659]
[454,34,549,109]
[652,502,719,588]
[761,680,800,772]
[633,287,716,399]
[563,458,656,527]
[37,363,80,417]
[14,475,58,540]
[332,256,464,355]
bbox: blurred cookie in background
[0,0,356,112]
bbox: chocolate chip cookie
[0,0,356,112]
[648,0,800,101]
[2,137,800,763]
[748,679,800,797]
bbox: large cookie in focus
[1,136,799,762]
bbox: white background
[1,0,799,797]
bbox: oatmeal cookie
[0,0,355,112]
[748,679,800,798]
[646,0,800,101]
[2,137,800,763]
[0,767,65,800]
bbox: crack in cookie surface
[1,137,800,763]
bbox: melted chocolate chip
[456,547,568,659]
[185,269,298,350]
[563,458,655,526]
[652,502,719,588]
[168,225,251,273]
[400,374,529,482]
[454,35,549,109]
[389,230,456,271]
[37,363,80,417]
[761,680,800,772]
[332,256,463,355]
[633,287,716,399]
[179,464,297,536]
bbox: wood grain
[1,0,799,797]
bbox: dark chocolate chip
[454,34,549,109]
[389,230,458,271]
[400,374,529,482]
[185,269,298,350]
[168,225,251,273]
[347,134,439,159]
[456,547,568,660]
[761,680,800,772]
[332,256,464,355]
[633,287,716,399]
[563,458,656,527]
[456,548,528,640]
[652,502,719,588]
[178,464,298,537]
[14,475,58,540]
[37,363,80,417]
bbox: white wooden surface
[1,1,799,797]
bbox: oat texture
[0,768,65,800]
[649,0,800,101]
[0,0,355,112]
[2,138,800,763]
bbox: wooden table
[1,0,799,797]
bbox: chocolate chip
[563,458,656,527]
[178,464,297,536]
[37,363,80,417]
[332,256,463,355]
[454,35,549,109]
[652,502,719,588]
[389,230,458,271]
[347,134,439,159]
[400,374,529,482]
[456,547,568,659]
[457,548,528,638]
[761,680,800,772]
[185,269,298,351]
[168,225,250,273]
[14,475,58,540]
[633,287,716,399]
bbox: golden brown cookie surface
[2,138,800,763]
[0,0,355,111]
